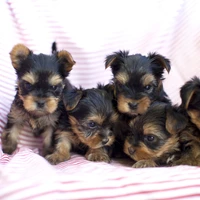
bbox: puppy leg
[2,123,22,154]
[85,147,110,163]
[132,159,157,168]
[45,131,71,165]
[41,126,54,156]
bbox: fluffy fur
[45,84,118,164]
[105,51,172,158]
[2,43,76,155]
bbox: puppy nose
[37,100,45,108]
[128,102,138,110]
[102,138,109,145]
[128,147,135,155]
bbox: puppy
[123,103,190,168]
[105,51,171,117]
[45,85,118,164]
[180,76,200,129]
[105,51,172,157]
[1,43,76,155]
[172,76,200,166]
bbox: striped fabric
[1,0,200,199]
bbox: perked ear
[10,44,32,70]
[105,50,129,75]
[165,106,188,134]
[57,50,76,77]
[63,88,83,111]
[180,76,200,110]
[148,52,171,77]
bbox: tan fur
[1,124,22,154]
[115,72,129,84]
[118,94,151,115]
[188,110,200,129]
[20,95,59,114]
[45,131,72,164]
[57,50,76,72]
[69,115,115,149]
[142,74,155,87]
[22,72,36,85]
[48,74,63,86]
[10,44,31,69]
[85,147,110,163]
[132,159,158,168]
[124,134,179,161]
[105,57,116,69]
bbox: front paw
[45,152,71,165]
[132,159,157,168]
[2,135,17,154]
[86,152,110,163]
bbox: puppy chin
[29,109,50,117]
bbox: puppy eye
[51,85,58,91]
[144,135,155,142]
[88,121,97,129]
[144,85,151,91]
[24,82,33,91]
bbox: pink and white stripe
[1,0,200,199]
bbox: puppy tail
[52,41,57,54]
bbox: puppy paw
[86,152,110,163]
[132,159,157,168]
[2,138,17,155]
[45,152,71,165]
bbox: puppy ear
[57,50,76,77]
[165,106,188,134]
[105,51,129,75]
[180,76,200,110]
[10,44,32,70]
[63,88,83,111]
[180,77,200,129]
[148,52,171,77]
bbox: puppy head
[105,51,171,116]
[10,44,76,116]
[123,103,187,162]
[63,87,118,149]
[180,76,200,129]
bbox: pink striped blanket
[1,0,200,199]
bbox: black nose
[37,100,45,108]
[102,138,109,145]
[128,102,138,110]
[128,147,135,155]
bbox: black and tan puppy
[180,76,200,129]
[45,85,118,164]
[172,76,200,166]
[1,43,76,155]
[105,51,171,117]
[123,103,191,168]
[105,51,172,157]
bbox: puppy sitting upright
[2,44,76,155]
[105,51,172,157]
[46,85,117,164]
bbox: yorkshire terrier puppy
[123,103,190,168]
[105,51,171,117]
[45,84,118,164]
[105,51,172,157]
[1,43,76,155]
[172,76,200,166]
[180,76,200,129]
